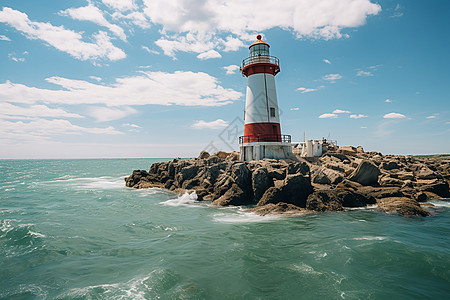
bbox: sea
[0,158,449,300]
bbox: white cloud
[384,112,406,119]
[89,76,102,82]
[60,4,127,41]
[0,71,242,107]
[111,11,151,29]
[446,122,450,125]
[323,74,342,83]
[0,118,122,140]
[356,70,373,77]
[88,106,138,122]
[222,36,245,52]
[350,114,368,119]
[0,7,126,62]
[319,113,338,119]
[323,59,331,64]
[8,53,25,62]
[224,65,240,75]
[191,119,229,129]
[0,103,83,119]
[122,123,142,128]
[0,34,11,41]
[197,50,222,60]
[385,99,392,103]
[296,87,318,93]
[142,46,159,55]
[333,109,351,114]
[290,108,300,111]
[426,115,437,119]
[361,126,367,129]
[144,0,381,57]
[102,0,137,11]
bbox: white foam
[29,231,46,238]
[345,204,378,211]
[57,273,155,300]
[290,263,322,275]
[41,175,127,190]
[429,200,450,208]
[159,192,199,207]
[213,209,281,223]
[353,236,386,241]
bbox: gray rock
[348,160,380,186]
[252,168,274,200]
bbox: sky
[0,0,449,159]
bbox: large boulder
[416,166,439,180]
[338,146,357,156]
[306,188,374,212]
[252,168,274,200]
[198,151,210,159]
[419,181,450,198]
[348,160,380,186]
[213,184,250,206]
[376,197,430,217]
[258,173,313,207]
[250,202,307,216]
[380,161,401,170]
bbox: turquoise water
[1,159,449,299]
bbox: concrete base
[239,142,296,161]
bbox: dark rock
[198,151,210,159]
[358,186,404,200]
[250,202,308,216]
[306,188,374,212]
[415,192,428,202]
[252,168,274,201]
[258,174,313,207]
[381,161,400,170]
[311,167,331,185]
[376,197,430,217]
[287,161,310,175]
[267,168,286,180]
[164,179,174,189]
[379,176,404,187]
[213,184,250,206]
[258,186,284,206]
[348,160,380,186]
[420,181,450,198]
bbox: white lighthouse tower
[239,35,294,161]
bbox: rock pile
[125,147,450,217]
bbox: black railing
[239,134,291,144]
[241,55,280,69]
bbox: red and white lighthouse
[239,35,294,161]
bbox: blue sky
[0,0,449,158]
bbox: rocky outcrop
[125,150,450,217]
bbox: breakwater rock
[125,149,450,217]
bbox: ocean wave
[0,220,46,247]
[39,175,128,190]
[289,263,322,275]
[0,284,48,299]
[213,208,282,223]
[345,204,378,211]
[56,269,180,300]
[429,199,450,208]
[353,236,386,241]
[159,192,200,207]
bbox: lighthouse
[239,35,294,161]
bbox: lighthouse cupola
[239,35,294,162]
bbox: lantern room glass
[250,44,269,57]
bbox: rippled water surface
[1,159,449,299]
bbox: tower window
[270,107,276,118]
